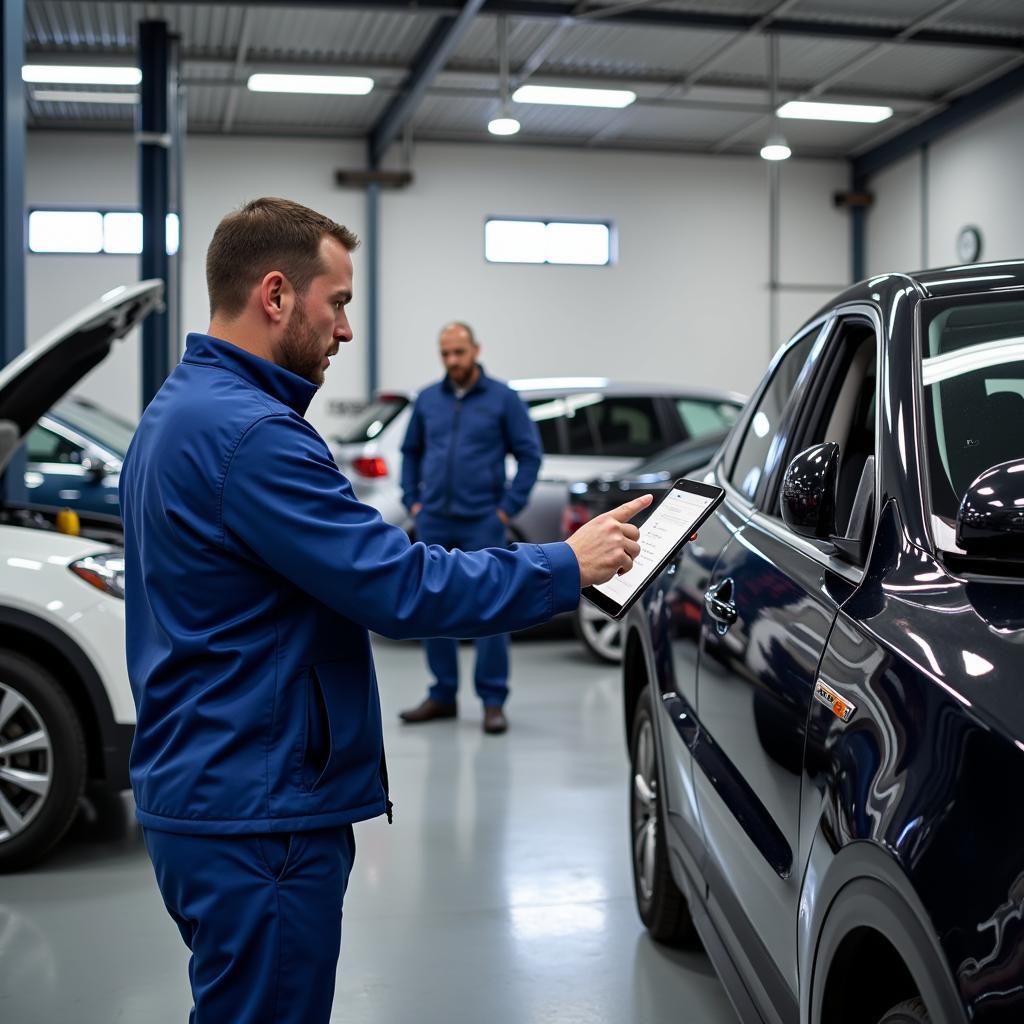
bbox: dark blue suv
[623,262,1024,1024]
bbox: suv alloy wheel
[0,652,86,872]
[630,685,695,944]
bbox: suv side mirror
[780,442,839,540]
[956,460,1024,560]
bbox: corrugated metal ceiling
[23,0,1024,157]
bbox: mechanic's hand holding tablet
[579,479,725,620]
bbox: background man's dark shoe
[483,707,508,734]
[399,698,457,723]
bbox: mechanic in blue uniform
[398,321,541,734]
[119,197,648,1024]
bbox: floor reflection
[1,639,736,1024]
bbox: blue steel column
[138,21,173,409]
[365,178,380,400]
[1,0,26,503]
[850,166,866,284]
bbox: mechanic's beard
[276,299,325,387]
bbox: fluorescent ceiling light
[512,84,635,109]
[488,116,521,136]
[247,73,373,96]
[33,89,139,105]
[778,100,893,123]
[23,65,141,86]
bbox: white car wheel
[575,600,624,663]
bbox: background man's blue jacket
[119,334,579,835]
[400,369,541,520]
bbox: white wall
[866,92,1024,275]
[380,144,848,399]
[26,132,849,427]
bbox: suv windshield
[921,296,1024,547]
[331,396,409,444]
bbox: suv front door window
[728,324,823,503]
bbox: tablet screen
[591,484,719,609]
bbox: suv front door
[692,313,880,1019]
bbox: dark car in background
[621,262,1024,1024]
[24,396,134,516]
[563,430,734,662]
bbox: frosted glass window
[103,212,142,254]
[485,219,612,266]
[29,209,180,255]
[165,213,180,256]
[29,211,103,253]
[485,220,546,263]
[545,222,610,265]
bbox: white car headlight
[69,551,126,600]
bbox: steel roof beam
[59,1,1024,51]
[709,0,980,153]
[367,0,486,167]
[853,59,1024,180]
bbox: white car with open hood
[0,281,162,871]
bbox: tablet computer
[581,478,725,621]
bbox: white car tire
[0,651,86,872]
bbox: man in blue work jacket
[119,196,648,1024]
[398,321,540,734]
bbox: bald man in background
[399,322,542,734]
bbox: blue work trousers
[143,824,356,1024]
[416,511,510,707]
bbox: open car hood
[0,280,163,475]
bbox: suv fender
[0,607,130,788]
[800,832,966,1024]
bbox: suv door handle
[704,578,737,630]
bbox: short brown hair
[206,197,360,318]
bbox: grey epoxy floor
[0,636,737,1024]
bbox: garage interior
[2,2,1024,1023]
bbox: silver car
[328,378,744,545]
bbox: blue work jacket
[400,368,541,520]
[119,334,580,835]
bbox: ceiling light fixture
[512,84,636,109]
[247,73,374,96]
[760,35,790,162]
[778,100,893,123]
[23,65,141,86]
[488,117,521,136]
[32,89,139,105]
[760,136,792,161]
[488,16,520,137]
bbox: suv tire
[0,651,86,872]
[877,998,930,1023]
[630,685,696,945]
